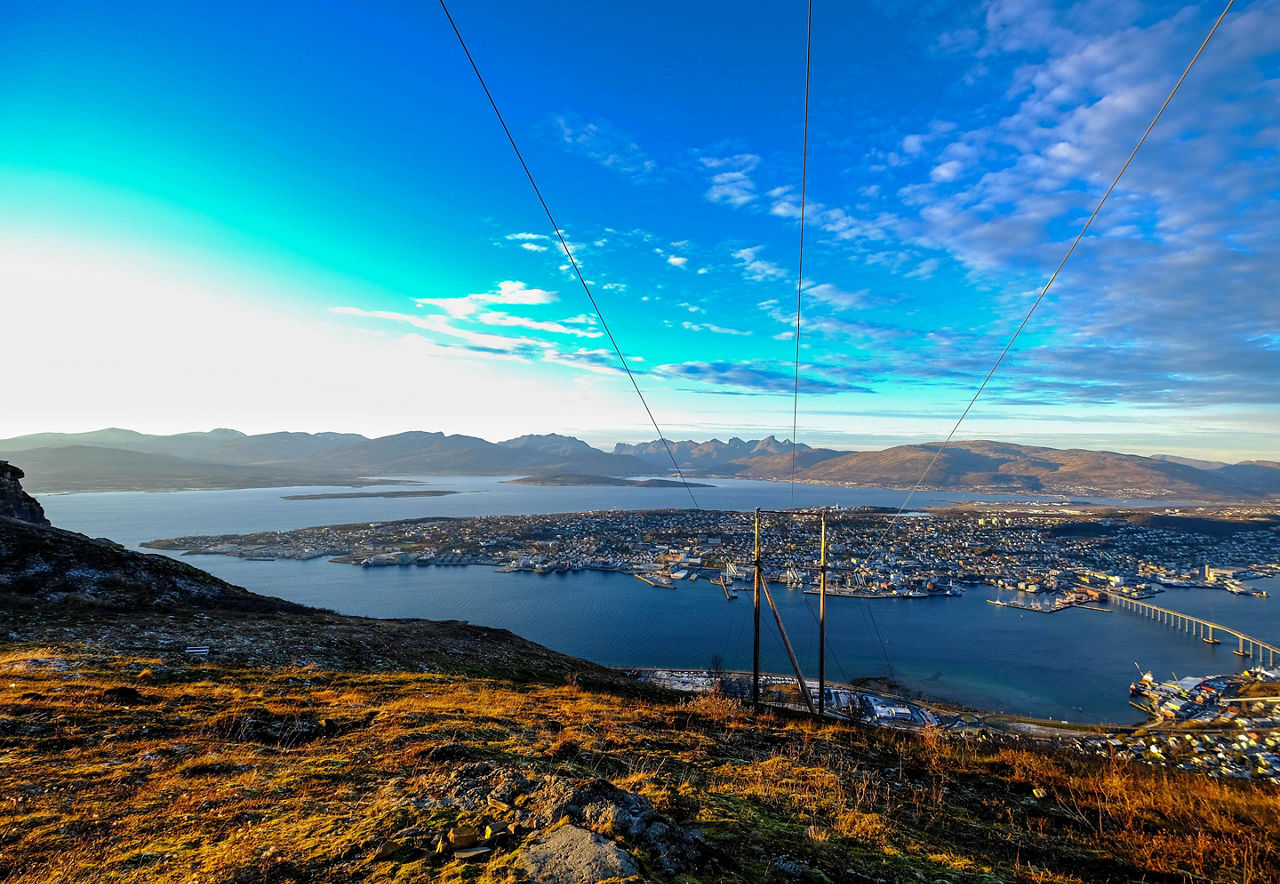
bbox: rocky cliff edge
[0,461,49,525]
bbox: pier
[1104,591,1279,666]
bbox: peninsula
[281,489,458,501]
[504,473,714,488]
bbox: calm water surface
[37,478,1279,725]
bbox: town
[144,503,1280,597]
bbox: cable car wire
[437,0,702,509]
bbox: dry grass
[1,643,1276,883]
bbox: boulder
[529,776,702,874]
[518,825,639,884]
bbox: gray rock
[0,462,49,525]
[518,825,639,884]
[530,776,701,874]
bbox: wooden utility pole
[752,508,761,709]
[818,512,827,715]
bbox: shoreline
[625,666,1137,733]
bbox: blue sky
[2,0,1277,460]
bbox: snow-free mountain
[1,429,1277,500]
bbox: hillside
[796,441,1280,500]
[0,430,661,493]
[613,435,843,476]
[0,445,381,493]
[4,642,1277,882]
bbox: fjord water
[39,477,1280,724]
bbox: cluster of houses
[1071,724,1280,782]
[147,504,1280,600]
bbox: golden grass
[0,647,1276,883]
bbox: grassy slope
[2,643,1276,884]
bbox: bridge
[1103,591,1279,667]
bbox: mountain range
[1,428,1277,500]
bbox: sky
[1,0,1277,461]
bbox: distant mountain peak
[498,434,599,458]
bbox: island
[281,490,459,500]
[503,473,714,488]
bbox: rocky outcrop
[0,461,48,525]
[414,762,703,877]
[0,515,292,611]
[0,458,293,611]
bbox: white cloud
[805,283,868,311]
[701,153,762,207]
[474,311,603,338]
[681,321,753,336]
[542,348,626,375]
[521,242,548,252]
[700,154,760,171]
[667,255,688,267]
[706,171,757,207]
[551,113,657,179]
[732,246,788,282]
[904,258,940,280]
[331,306,550,355]
[930,160,963,182]
[415,280,557,318]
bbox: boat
[1130,668,1155,697]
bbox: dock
[634,573,674,588]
